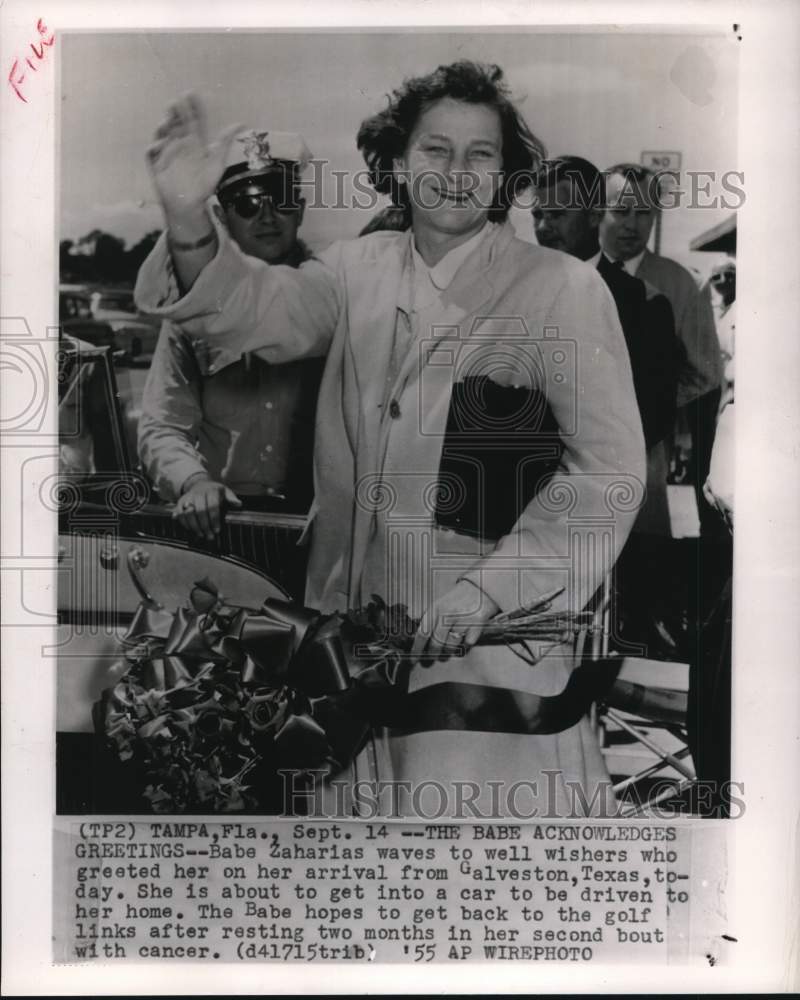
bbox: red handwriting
[8,19,55,104]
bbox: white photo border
[2,0,799,994]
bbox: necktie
[597,255,626,281]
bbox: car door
[57,340,311,813]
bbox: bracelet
[180,472,211,494]
[169,230,216,252]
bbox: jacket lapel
[343,234,408,601]
[391,222,509,396]
[634,248,653,282]
[346,232,409,449]
[349,232,409,383]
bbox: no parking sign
[640,151,683,253]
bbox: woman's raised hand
[146,95,241,223]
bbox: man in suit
[600,163,723,534]
[533,156,683,514]
[534,156,685,655]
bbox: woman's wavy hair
[357,61,545,223]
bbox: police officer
[138,129,322,539]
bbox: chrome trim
[126,546,161,607]
[98,545,119,570]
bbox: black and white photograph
[2,0,799,992]
[55,28,737,820]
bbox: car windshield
[60,294,93,319]
[96,293,135,312]
[58,344,131,477]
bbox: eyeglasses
[225,191,301,220]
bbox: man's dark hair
[606,161,663,208]
[607,161,654,183]
[358,204,411,237]
[356,60,545,222]
[536,155,605,210]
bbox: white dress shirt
[589,248,645,276]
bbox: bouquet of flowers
[94,577,591,813]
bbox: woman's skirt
[315,525,615,820]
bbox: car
[101,314,161,365]
[59,283,94,318]
[89,288,137,319]
[59,284,160,363]
[60,316,116,350]
[57,340,310,813]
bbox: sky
[59,29,739,273]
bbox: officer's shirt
[138,322,319,501]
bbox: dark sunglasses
[224,190,301,220]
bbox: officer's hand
[146,94,241,223]
[173,478,242,541]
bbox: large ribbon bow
[95,578,413,779]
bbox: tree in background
[124,231,162,279]
[60,229,162,287]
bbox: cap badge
[239,131,274,171]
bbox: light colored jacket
[135,221,646,620]
[636,248,722,406]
